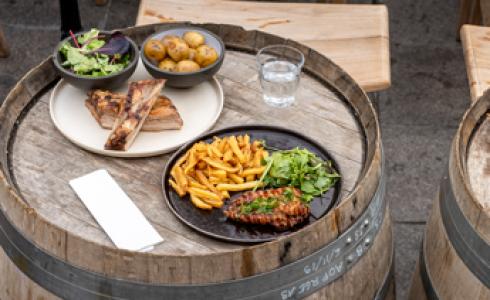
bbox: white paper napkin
[69,169,163,252]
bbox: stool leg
[459,0,482,28]
[95,0,108,6]
[59,0,83,40]
[0,26,9,58]
[368,91,381,117]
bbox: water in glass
[259,60,300,107]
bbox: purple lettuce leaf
[91,32,130,56]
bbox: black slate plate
[162,125,341,243]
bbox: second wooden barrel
[0,23,393,299]
[409,92,490,299]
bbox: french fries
[242,166,266,176]
[190,195,213,210]
[216,181,263,192]
[228,173,245,184]
[228,136,246,163]
[169,179,185,197]
[168,135,268,210]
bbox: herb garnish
[239,188,298,215]
[255,147,340,203]
[240,196,279,214]
[59,29,131,77]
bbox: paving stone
[0,0,59,28]
[393,222,425,300]
[389,0,460,47]
[0,26,58,79]
[383,122,457,222]
[0,73,17,105]
[380,45,469,127]
[0,0,111,31]
[0,26,59,103]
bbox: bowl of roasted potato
[141,27,225,88]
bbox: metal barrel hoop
[419,236,440,300]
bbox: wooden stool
[458,0,490,27]
[461,24,490,102]
[0,26,9,58]
[135,0,391,93]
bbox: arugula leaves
[256,148,340,203]
[59,29,131,77]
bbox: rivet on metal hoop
[364,237,371,246]
[346,237,353,245]
[346,255,354,264]
[363,219,370,227]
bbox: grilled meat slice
[144,96,183,131]
[85,89,183,132]
[224,187,310,230]
[105,79,165,151]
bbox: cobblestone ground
[0,1,470,299]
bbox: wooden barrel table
[409,91,490,299]
[0,23,392,300]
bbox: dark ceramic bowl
[141,27,225,88]
[52,31,139,90]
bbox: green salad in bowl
[59,29,132,77]
[53,28,139,90]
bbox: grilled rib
[85,89,183,132]
[105,79,165,151]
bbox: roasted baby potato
[183,31,205,49]
[144,39,166,61]
[175,60,200,73]
[167,38,190,61]
[195,45,218,67]
[161,35,180,48]
[188,48,197,61]
[158,58,177,72]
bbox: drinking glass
[256,45,305,107]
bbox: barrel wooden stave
[409,92,490,300]
[425,191,483,299]
[297,201,392,300]
[0,247,60,300]
[0,23,390,299]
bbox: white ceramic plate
[50,59,224,157]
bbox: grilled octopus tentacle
[223,187,310,231]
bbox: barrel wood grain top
[461,24,490,102]
[136,0,391,93]
[10,50,363,254]
[0,24,383,285]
